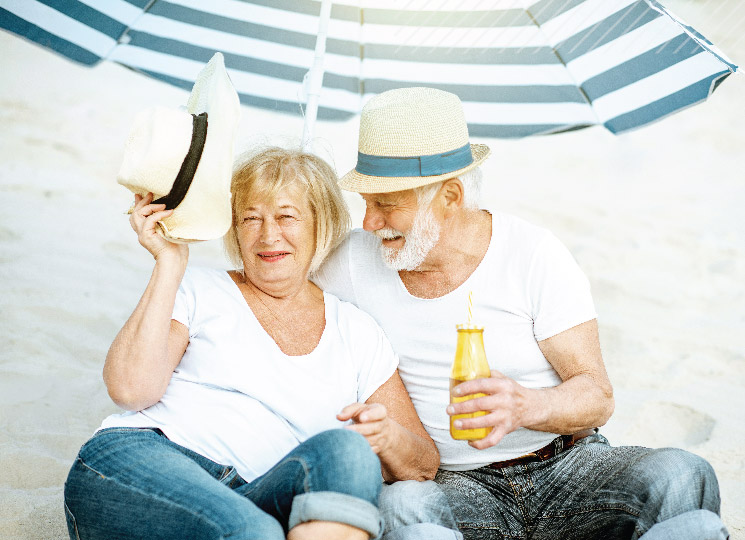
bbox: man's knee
[379,480,458,530]
[639,448,721,514]
[639,510,728,540]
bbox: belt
[486,428,597,470]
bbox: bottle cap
[456,323,483,331]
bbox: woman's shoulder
[179,266,233,292]
[323,292,385,337]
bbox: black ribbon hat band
[153,112,208,210]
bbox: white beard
[374,206,441,271]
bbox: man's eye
[243,216,261,222]
[279,215,296,220]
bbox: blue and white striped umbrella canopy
[0,0,737,137]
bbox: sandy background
[1,2,744,537]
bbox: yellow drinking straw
[467,290,473,324]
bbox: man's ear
[439,178,465,216]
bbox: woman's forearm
[103,255,187,410]
[377,421,439,482]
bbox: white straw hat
[339,87,490,193]
[117,52,240,243]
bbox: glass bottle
[450,323,491,440]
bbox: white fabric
[312,210,597,470]
[100,267,398,482]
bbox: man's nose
[362,208,385,232]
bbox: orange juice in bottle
[450,322,491,440]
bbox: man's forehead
[361,190,415,203]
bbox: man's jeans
[63,427,382,540]
[432,432,728,540]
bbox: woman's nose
[260,219,282,243]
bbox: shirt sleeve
[310,235,357,304]
[171,269,194,333]
[527,233,597,341]
[339,303,399,403]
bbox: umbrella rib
[525,5,596,121]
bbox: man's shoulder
[489,210,555,254]
[325,229,384,273]
[345,228,380,250]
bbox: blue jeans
[433,432,727,540]
[64,427,382,540]
[378,480,463,540]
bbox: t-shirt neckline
[221,270,330,358]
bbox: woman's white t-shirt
[100,267,398,482]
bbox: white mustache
[374,228,404,240]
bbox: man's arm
[447,319,614,450]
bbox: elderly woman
[63,148,439,540]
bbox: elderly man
[313,87,727,540]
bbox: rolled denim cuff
[289,491,381,537]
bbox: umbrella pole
[302,0,333,153]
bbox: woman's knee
[301,430,381,501]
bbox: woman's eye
[279,215,296,220]
[243,216,261,223]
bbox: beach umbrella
[1,0,737,146]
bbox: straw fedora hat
[117,52,240,243]
[339,87,490,193]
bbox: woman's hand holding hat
[130,193,188,263]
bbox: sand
[1,3,744,537]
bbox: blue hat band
[355,143,473,178]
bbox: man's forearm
[523,373,615,434]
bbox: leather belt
[486,428,597,470]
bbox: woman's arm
[338,371,439,482]
[103,193,190,411]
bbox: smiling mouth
[381,236,403,244]
[258,251,290,262]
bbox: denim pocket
[64,500,81,540]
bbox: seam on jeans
[73,459,231,536]
[64,501,81,540]
[539,502,641,519]
[218,466,235,482]
[446,471,514,538]
[457,522,520,539]
[500,468,531,528]
[289,456,312,493]
[93,427,158,436]
[77,457,106,480]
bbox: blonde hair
[224,147,351,273]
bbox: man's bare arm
[447,319,614,450]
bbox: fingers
[451,374,507,399]
[344,419,384,437]
[336,403,366,422]
[344,417,387,454]
[338,403,391,454]
[337,403,387,423]
[448,393,501,416]
[129,193,172,233]
[469,426,507,450]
